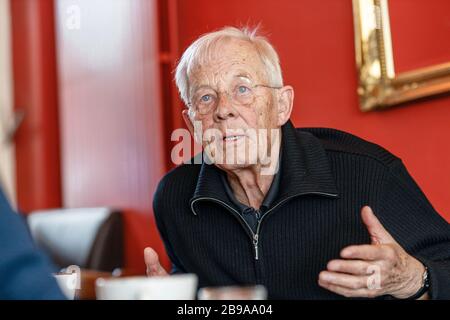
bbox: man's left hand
[318,206,428,299]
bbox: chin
[216,154,258,171]
[205,138,259,169]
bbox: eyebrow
[233,72,254,83]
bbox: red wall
[389,0,450,72]
[10,0,62,212]
[174,0,450,222]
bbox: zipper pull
[253,234,259,260]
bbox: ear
[276,85,294,126]
[182,109,195,136]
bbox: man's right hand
[144,247,169,277]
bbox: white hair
[174,26,284,105]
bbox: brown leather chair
[27,207,124,272]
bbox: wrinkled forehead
[187,39,268,90]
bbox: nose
[214,93,238,121]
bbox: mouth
[223,135,246,142]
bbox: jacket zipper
[191,197,257,255]
[191,191,338,261]
[253,233,259,260]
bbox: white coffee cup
[95,274,198,300]
[198,285,267,300]
[53,273,78,300]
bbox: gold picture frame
[352,0,450,111]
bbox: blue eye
[201,95,212,103]
[238,86,249,94]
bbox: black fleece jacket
[153,121,450,299]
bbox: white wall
[0,0,16,206]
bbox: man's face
[186,38,282,172]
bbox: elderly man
[144,27,450,299]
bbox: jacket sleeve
[0,189,66,300]
[376,159,450,300]
[153,182,186,275]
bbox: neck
[225,131,281,209]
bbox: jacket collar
[190,120,339,214]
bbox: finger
[361,206,395,244]
[327,259,373,276]
[144,247,168,276]
[319,271,368,290]
[318,279,377,298]
[340,244,385,261]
